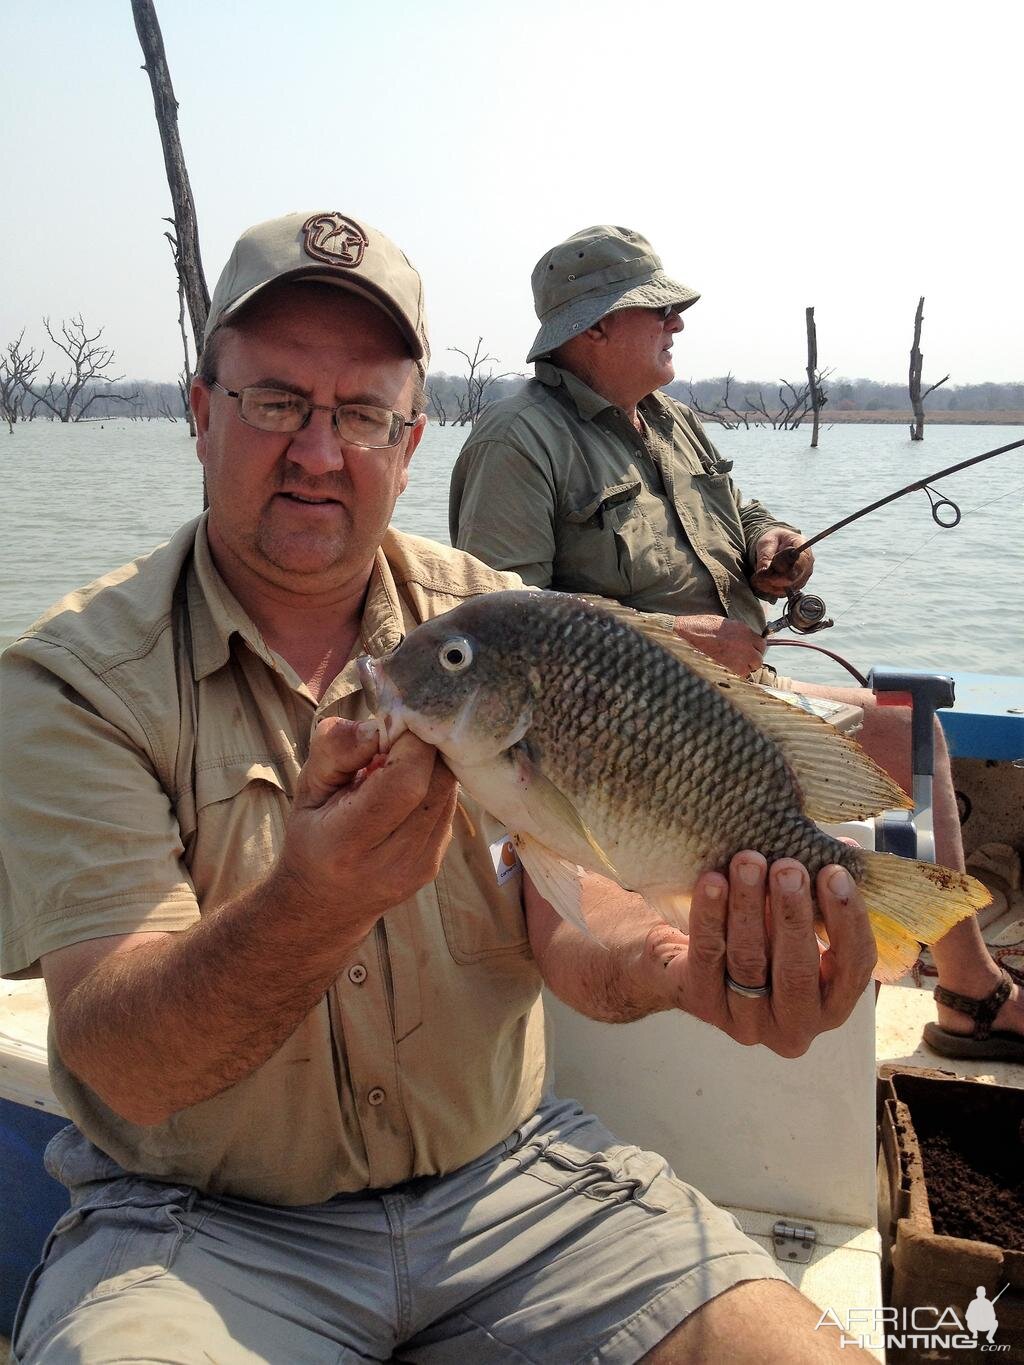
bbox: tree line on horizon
[3,315,1022,431]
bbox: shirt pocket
[689,470,746,558]
[185,759,291,908]
[434,812,531,964]
[561,479,667,598]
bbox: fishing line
[788,437,1024,557]
[829,483,1023,625]
[763,438,1024,636]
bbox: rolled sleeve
[0,643,199,977]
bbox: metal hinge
[772,1219,817,1264]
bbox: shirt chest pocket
[560,479,667,598]
[434,812,531,963]
[689,466,746,557]
[184,759,292,910]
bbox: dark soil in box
[904,1083,1024,1251]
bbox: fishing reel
[764,590,834,636]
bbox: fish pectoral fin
[644,888,692,932]
[508,746,621,883]
[514,833,599,942]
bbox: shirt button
[367,1087,386,1106]
[347,964,367,985]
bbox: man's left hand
[641,852,877,1057]
[750,528,814,595]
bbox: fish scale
[522,604,849,887]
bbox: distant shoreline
[710,410,1024,426]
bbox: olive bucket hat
[526,225,699,363]
[204,210,429,364]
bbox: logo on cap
[301,213,368,268]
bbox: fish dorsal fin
[577,597,911,823]
[513,832,601,942]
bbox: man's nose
[666,312,685,335]
[285,409,346,474]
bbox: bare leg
[641,1279,875,1363]
[789,681,1023,1039]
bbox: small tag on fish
[489,835,521,886]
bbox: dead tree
[908,296,949,441]
[743,380,815,430]
[426,381,449,426]
[685,374,750,429]
[448,340,519,426]
[132,0,209,355]
[0,332,41,432]
[29,317,139,422]
[165,228,197,435]
[176,366,193,424]
[805,306,829,448]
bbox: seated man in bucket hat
[1,209,879,1363]
[450,223,1024,1060]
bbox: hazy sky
[3,0,1021,385]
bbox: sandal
[922,968,1024,1061]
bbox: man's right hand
[673,614,767,678]
[278,717,459,945]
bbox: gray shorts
[14,1096,788,1364]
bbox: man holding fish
[3,211,896,1362]
[451,224,1023,1061]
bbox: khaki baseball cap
[204,210,429,363]
[527,225,699,363]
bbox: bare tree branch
[908,296,949,441]
[27,316,135,422]
[0,331,41,432]
[447,339,521,425]
[165,227,197,435]
[131,0,209,354]
[805,306,830,448]
[685,379,738,429]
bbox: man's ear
[191,378,211,463]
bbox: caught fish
[357,591,987,983]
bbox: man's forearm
[526,874,674,1023]
[56,866,377,1125]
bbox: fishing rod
[764,435,1024,636]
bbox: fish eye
[439,637,473,673]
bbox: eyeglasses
[210,382,417,449]
[653,304,683,320]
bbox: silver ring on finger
[726,970,771,999]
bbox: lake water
[1,419,1021,684]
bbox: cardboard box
[879,1068,1024,1361]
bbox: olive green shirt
[0,517,547,1204]
[450,361,791,635]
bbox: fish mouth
[355,653,409,747]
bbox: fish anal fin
[645,888,692,933]
[514,833,599,942]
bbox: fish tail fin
[858,852,991,984]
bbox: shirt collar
[187,517,277,681]
[187,517,409,696]
[534,359,672,428]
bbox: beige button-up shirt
[0,518,547,1204]
[450,362,793,636]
